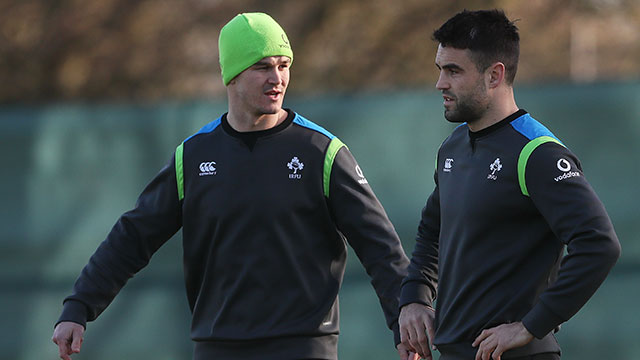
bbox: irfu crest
[287,157,304,179]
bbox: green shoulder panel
[323,137,347,198]
[517,136,564,197]
[175,142,185,201]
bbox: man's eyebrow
[253,58,291,67]
[253,60,271,66]
[437,63,463,71]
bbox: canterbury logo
[199,161,216,176]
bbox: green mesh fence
[1,83,639,359]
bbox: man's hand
[472,322,534,360]
[399,303,436,360]
[397,342,421,360]
[52,322,85,360]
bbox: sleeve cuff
[392,321,401,346]
[55,299,89,329]
[521,301,564,339]
[399,281,434,309]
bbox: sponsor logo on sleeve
[554,158,581,182]
[355,165,368,185]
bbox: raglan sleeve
[326,145,410,346]
[399,167,440,310]
[520,142,621,338]
[56,153,183,328]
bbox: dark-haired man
[398,9,620,360]
[52,12,411,360]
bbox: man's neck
[227,109,288,132]
[467,88,518,132]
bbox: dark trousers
[510,353,561,360]
[439,351,560,360]
[437,334,561,360]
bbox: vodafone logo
[199,161,217,176]
[557,158,571,172]
[355,165,368,185]
[554,158,580,182]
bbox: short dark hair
[433,9,520,84]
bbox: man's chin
[444,110,465,123]
[261,104,283,115]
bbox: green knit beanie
[218,12,293,86]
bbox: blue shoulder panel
[510,113,562,143]
[293,113,336,139]
[184,116,222,143]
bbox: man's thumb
[70,329,83,353]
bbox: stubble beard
[444,99,487,124]
[444,80,489,124]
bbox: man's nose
[435,72,448,91]
[267,68,282,84]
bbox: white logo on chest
[444,158,454,172]
[487,158,502,180]
[199,161,217,176]
[287,156,304,179]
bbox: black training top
[57,109,410,359]
[400,110,620,357]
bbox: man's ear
[487,62,506,89]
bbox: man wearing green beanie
[219,12,293,86]
[53,12,411,360]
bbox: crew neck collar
[468,109,527,140]
[221,109,295,150]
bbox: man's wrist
[517,321,535,342]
